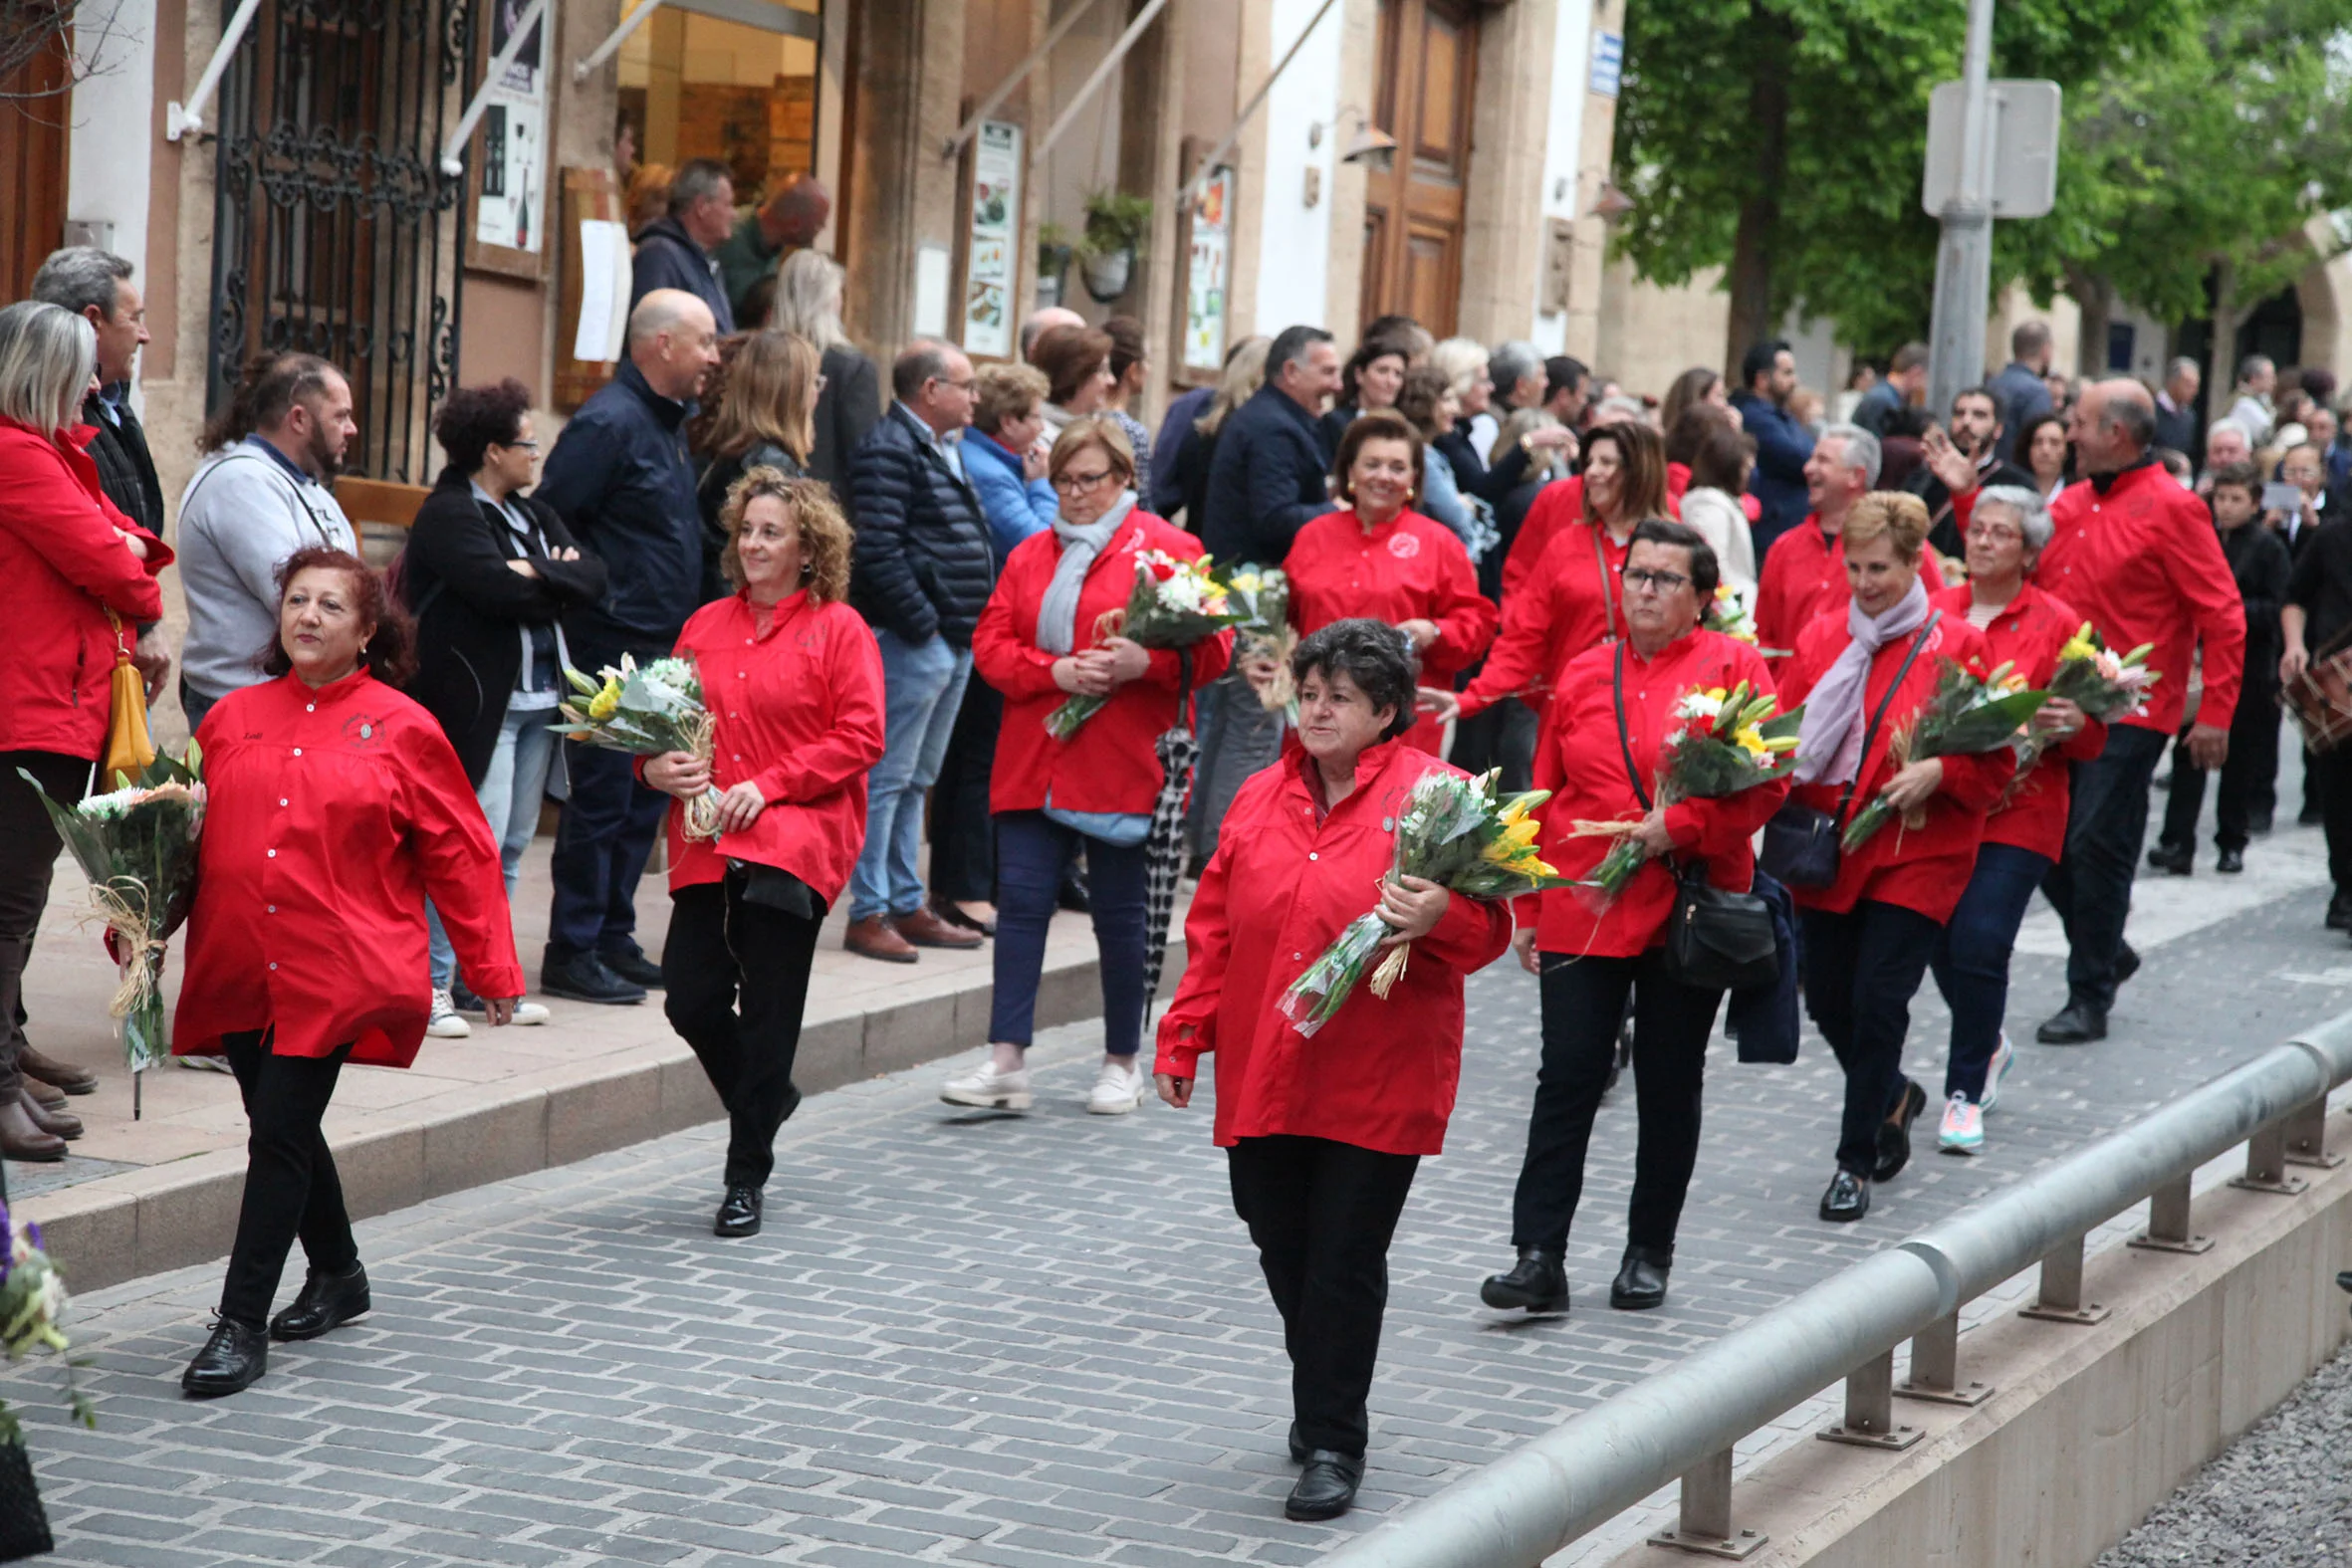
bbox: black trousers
[1227,1135,1420,1458]
[2158,686,2282,852]
[1511,952,1722,1258]
[220,1031,357,1327]
[2039,724,2168,1011]
[1800,901,1941,1177]
[1451,698,1539,796]
[0,752,89,1100]
[2317,745,2352,900]
[929,677,1000,905]
[662,878,822,1190]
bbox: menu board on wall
[467,0,549,278]
[1182,165,1234,374]
[960,120,1022,359]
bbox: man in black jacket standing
[628,158,738,335]
[1201,325,1340,565]
[842,340,995,964]
[536,289,720,1004]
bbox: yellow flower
[1704,687,1729,703]
[588,680,621,722]
[1498,796,1533,828]
[1734,726,1769,761]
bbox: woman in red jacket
[1925,486,2097,1156]
[177,548,523,1397]
[1480,521,1787,1319]
[1281,412,1497,753]
[1155,619,1512,1523]
[952,419,1231,1116]
[0,301,172,1161]
[644,473,885,1238]
[1777,494,2009,1223]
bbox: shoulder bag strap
[1611,643,1651,811]
[1591,525,1621,643]
[1830,610,1941,826]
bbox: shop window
[617,0,823,214]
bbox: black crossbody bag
[1757,613,1939,889]
[1613,647,1778,992]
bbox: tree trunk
[1724,1,1796,378]
[2205,259,2237,430]
[2065,265,2115,379]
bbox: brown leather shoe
[18,1044,97,1095]
[0,1098,66,1162]
[895,906,984,950]
[24,1079,67,1112]
[19,1088,80,1141]
[844,916,919,965]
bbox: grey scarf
[1037,491,1138,654]
[1792,576,1932,786]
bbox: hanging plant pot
[1081,246,1134,303]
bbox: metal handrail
[1319,1012,2352,1566]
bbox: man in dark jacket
[1201,324,1340,565]
[1728,339,1815,559]
[628,158,737,334]
[842,339,995,963]
[534,289,720,1005]
[1990,321,2055,463]
[1907,384,2034,558]
[1853,341,1929,438]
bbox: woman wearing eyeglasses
[944,418,1232,1116]
[1923,486,2097,1158]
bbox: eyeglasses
[938,377,977,393]
[498,439,541,452]
[1965,521,2022,543]
[1053,468,1118,494]
[1621,567,1690,594]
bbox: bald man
[716,174,831,323]
[2031,377,2248,1042]
[1020,306,1084,362]
[535,289,723,1006]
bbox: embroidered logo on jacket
[1387,532,1421,560]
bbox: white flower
[1676,690,1725,723]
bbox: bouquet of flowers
[1045,551,1242,741]
[555,655,720,839]
[1222,565,1298,714]
[1578,683,1800,902]
[1841,660,2048,852]
[2012,622,2158,775]
[1278,770,1565,1036]
[0,1202,92,1441]
[21,748,204,1103]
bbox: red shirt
[664,590,885,904]
[1518,630,1789,957]
[2035,462,2246,735]
[1777,609,2011,923]
[1755,514,1947,656]
[974,512,1233,815]
[1461,522,1633,718]
[1932,581,2106,862]
[1286,507,1497,754]
[177,670,523,1067]
[1155,740,1515,1156]
[1500,467,1700,603]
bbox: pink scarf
[1792,577,1931,786]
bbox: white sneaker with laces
[1087,1060,1145,1115]
[940,1058,1033,1111]
[1938,1092,1984,1156]
[426,988,472,1039]
[506,1001,552,1025]
[1980,1030,2014,1113]
[177,1052,234,1073]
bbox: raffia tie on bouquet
[677,709,723,841]
[1886,726,1929,834]
[88,879,161,1020]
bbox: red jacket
[1155,740,1515,1156]
[1518,631,1788,957]
[1777,608,2011,923]
[664,590,885,903]
[1755,514,1946,656]
[2035,463,2246,736]
[1286,507,1497,754]
[177,670,523,1066]
[974,511,1232,815]
[1499,467,1700,603]
[1931,581,2105,862]
[0,418,171,760]
[1462,522,1632,718]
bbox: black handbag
[1757,614,1939,888]
[1612,647,1778,992]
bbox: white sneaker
[1086,1060,1145,1115]
[1938,1092,1984,1156]
[940,1058,1033,1111]
[1980,1030,2015,1113]
[426,988,472,1039]
[177,1052,234,1072]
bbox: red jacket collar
[1292,735,1425,818]
[278,665,377,704]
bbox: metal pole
[574,0,667,86]
[165,0,267,141]
[441,0,553,176]
[1034,0,1175,162]
[1924,0,1996,418]
[1176,0,1344,209]
[942,0,1118,159]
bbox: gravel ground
[2097,1297,2352,1568]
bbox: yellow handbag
[102,607,156,785]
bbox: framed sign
[465,0,551,279]
[1180,163,1234,377]
[959,119,1022,359]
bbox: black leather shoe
[2146,841,2193,876]
[599,945,666,989]
[1287,1421,1309,1464]
[268,1262,370,1341]
[714,1185,763,1237]
[542,950,646,1006]
[1819,1169,1871,1223]
[2249,813,2274,835]
[2329,897,2352,933]
[2217,846,2245,874]
[1285,1451,1365,1521]
[2036,1001,2108,1044]
[182,1315,269,1397]
[2114,942,2141,984]
[1874,1078,1928,1183]
[1479,1247,1568,1314]
[1608,1246,1671,1311]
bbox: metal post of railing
[2128,1174,2214,1254]
[2232,1120,2311,1195]
[1645,1449,1766,1560]
[1896,1309,1992,1405]
[2019,1232,2110,1324]
[1817,1348,1922,1450]
[2283,1098,2343,1169]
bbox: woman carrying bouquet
[1155,620,1511,1522]
[1479,521,1786,1318]
[946,419,1230,1116]
[1779,495,2009,1223]
[1278,412,1496,754]
[641,472,884,1237]
[177,548,523,1396]
[1924,486,2098,1156]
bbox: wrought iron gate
[205,0,477,484]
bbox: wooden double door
[1358,0,1479,337]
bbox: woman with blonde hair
[771,249,881,488]
[694,329,823,598]
[1428,336,1572,504]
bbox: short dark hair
[261,547,417,687]
[891,338,953,402]
[2012,321,2053,359]
[1630,518,1719,601]
[434,377,533,475]
[1030,325,1113,406]
[1291,618,1419,741]
[199,350,341,453]
[1101,315,1147,383]
[668,157,733,217]
[1267,325,1334,381]
[1952,383,2000,421]
[1329,410,1422,506]
[1686,420,1753,494]
[1545,355,1589,402]
[2209,460,2262,497]
[1890,341,1931,374]
[1741,339,1791,390]
[1339,336,1410,407]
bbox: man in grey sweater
[176,354,359,731]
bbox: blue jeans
[2038,724,2168,1011]
[847,628,974,922]
[1928,843,2053,1102]
[430,705,560,989]
[986,811,1150,1055]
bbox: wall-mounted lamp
[1308,107,1399,172]
[1589,180,1636,222]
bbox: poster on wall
[1183,166,1234,374]
[961,120,1022,359]
[467,2,548,278]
